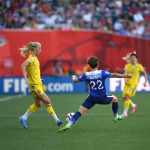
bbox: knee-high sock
[22,104,38,120]
[123,100,130,114]
[112,102,119,117]
[128,99,135,108]
[68,112,81,126]
[46,104,59,122]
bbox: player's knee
[112,95,118,103]
[124,94,130,100]
[78,106,88,115]
[35,103,42,108]
[44,99,51,105]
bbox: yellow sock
[124,100,130,109]
[128,99,132,106]
[46,104,59,122]
[29,104,38,113]
[123,100,130,114]
[46,104,55,116]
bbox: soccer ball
[66,112,75,122]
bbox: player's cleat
[19,117,27,129]
[122,113,128,117]
[131,104,137,114]
[113,115,125,122]
[57,120,63,126]
[57,124,70,133]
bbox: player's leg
[57,106,88,133]
[124,96,137,114]
[37,93,62,126]
[68,105,88,126]
[122,84,131,117]
[111,95,119,117]
[111,95,125,122]
[122,94,137,116]
[58,96,94,133]
[67,95,94,126]
[122,94,130,117]
[122,84,137,116]
[19,96,41,129]
[23,97,41,120]
[129,85,137,114]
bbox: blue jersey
[78,70,111,96]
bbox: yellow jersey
[124,63,144,85]
[26,55,42,85]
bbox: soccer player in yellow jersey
[19,42,62,129]
[122,52,147,117]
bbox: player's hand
[125,80,130,85]
[24,78,29,84]
[72,75,77,79]
[126,74,132,78]
[144,82,147,87]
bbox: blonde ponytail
[122,51,136,64]
[19,42,41,57]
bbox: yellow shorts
[29,84,44,98]
[122,84,137,98]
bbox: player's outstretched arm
[110,73,132,78]
[72,75,80,83]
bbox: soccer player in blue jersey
[58,56,132,133]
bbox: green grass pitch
[0,93,150,150]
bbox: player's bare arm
[21,61,29,84]
[72,75,80,83]
[141,70,148,87]
[110,73,132,78]
[124,71,128,85]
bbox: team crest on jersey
[105,71,110,74]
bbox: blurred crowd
[0,0,150,39]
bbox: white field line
[0,94,25,102]
[0,113,149,117]
[0,114,111,117]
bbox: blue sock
[112,102,119,117]
[68,111,81,126]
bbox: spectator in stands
[113,17,123,32]
[133,10,144,23]
[52,63,63,77]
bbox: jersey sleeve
[139,64,144,72]
[26,57,34,64]
[102,70,111,78]
[124,64,128,71]
[77,73,86,81]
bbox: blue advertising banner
[105,74,150,93]
[0,76,86,94]
[0,75,150,94]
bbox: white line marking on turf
[0,94,25,102]
[0,113,149,117]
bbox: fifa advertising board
[0,76,86,94]
[0,75,150,94]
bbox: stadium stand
[0,0,150,39]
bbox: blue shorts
[82,95,113,109]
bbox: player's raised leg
[57,106,88,133]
